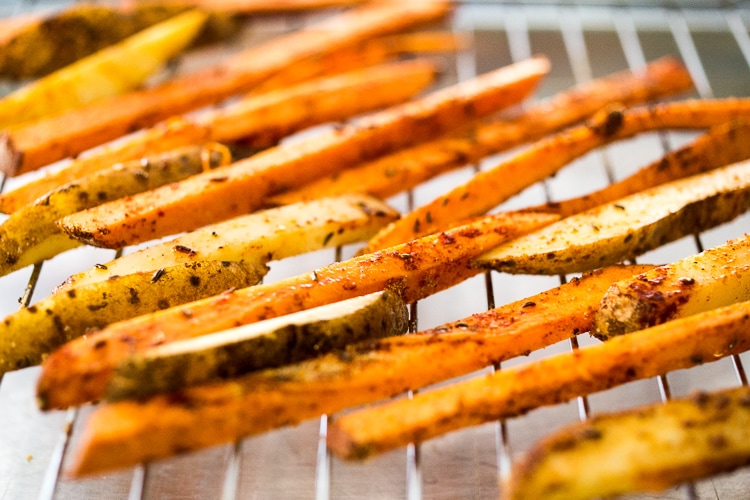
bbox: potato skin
[476,160,750,275]
[0,144,228,277]
[0,5,239,79]
[105,288,409,401]
[0,260,263,378]
[503,386,750,500]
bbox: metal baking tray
[1,1,750,498]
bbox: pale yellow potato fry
[503,386,750,500]
[594,233,750,338]
[0,144,231,278]
[475,160,750,275]
[0,260,264,378]
[57,194,398,291]
[0,9,207,128]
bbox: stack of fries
[2,1,750,498]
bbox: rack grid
[2,1,750,499]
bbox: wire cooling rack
[2,1,750,499]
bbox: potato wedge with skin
[0,0,452,177]
[0,261,264,379]
[0,58,436,214]
[0,4,235,79]
[270,56,694,206]
[57,194,398,291]
[522,119,750,218]
[0,10,207,129]
[57,57,550,249]
[325,300,750,461]
[66,264,650,475]
[36,211,558,410]
[502,386,750,500]
[593,233,750,339]
[107,289,408,401]
[0,144,231,278]
[362,98,750,252]
[0,118,212,214]
[474,159,750,275]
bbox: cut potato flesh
[593,233,750,338]
[0,144,230,278]
[475,159,750,275]
[502,385,750,500]
[0,261,264,378]
[57,194,398,291]
[0,10,207,130]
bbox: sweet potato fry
[0,0,453,176]
[502,385,750,500]
[56,57,550,249]
[205,58,439,149]
[126,0,368,12]
[36,211,557,410]
[0,144,231,277]
[0,260,264,378]
[270,56,693,206]
[326,300,750,460]
[67,263,651,475]
[0,10,208,129]
[250,30,467,94]
[476,160,750,275]
[522,119,750,217]
[362,98,750,252]
[594,233,750,339]
[0,54,441,214]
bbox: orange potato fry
[362,98,750,252]
[57,57,550,248]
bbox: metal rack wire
[2,1,750,499]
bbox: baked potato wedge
[326,300,750,460]
[593,233,750,339]
[0,260,264,378]
[36,211,557,410]
[0,4,242,79]
[106,289,408,401]
[0,144,231,277]
[65,264,648,475]
[503,386,750,500]
[0,9,207,129]
[474,159,750,275]
[57,194,398,291]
